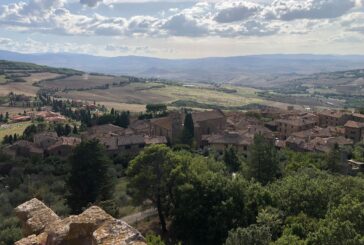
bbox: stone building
[318,110,352,127]
[192,109,226,146]
[45,137,81,158]
[276,115,318,139]
[344,120,364,143]
[149,111,183,143]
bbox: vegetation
[67,140,115,214]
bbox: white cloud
[80,0,103,7]
[0,0,363,40]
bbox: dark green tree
[72,125,78,134]
[180,113,194,145]
[127,145,178,233]
[248,134,280,185]
[225,225,272,245]
[326,143,342,173]
[223,146,240,172]
[64,124,72,136]
[67,140,115,214]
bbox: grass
[114,177,144,217]
[0,75,7,84]
[0,122,31,140]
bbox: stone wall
[14,198,147,245]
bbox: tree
[225,225,272,245]
[146,104,167,117]
[23,124,37,140]
[55,124,65,137]
[64,124,72,136]
[325,143,342,173]
[67,140,115,214]
[353,141,364,162]
[248,134,280,185]
[223,146,240,172]
[115,111,130,128]
[127,145,178,233]
[72,125,78,134]
[180,113,194,145]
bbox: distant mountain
[1,50,364,84]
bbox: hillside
[2,50,364,84]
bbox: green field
[0,122,31,140]
[0,75,7,84]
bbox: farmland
[0,121,31,140]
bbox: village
[2,97,364,175]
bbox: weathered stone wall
[14,198,147,245]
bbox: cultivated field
[54,82,264,111]
[23,72,62,84]
[39,74,127,90]
[0,122,31,140]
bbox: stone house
[318,110,352,127]
[202,131,252,157]
[192,109,226,146]
[344,120,364,143]
[352,113,364,123]
[149,112,183,143]
[33,132,59,150]
[45,137,81,158]
[6,140,43,158]
[276,116,318,139]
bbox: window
[125,145,131,149]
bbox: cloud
[0,0,362,39]
[163,14,208,37]
[264,0,357,21]
[214,2,261,23]
[80,0,103,7]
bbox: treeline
[1,135,364,244]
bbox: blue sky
[0,0,364,58]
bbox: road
[121,208,157,225]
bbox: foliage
[225,225,271,245]
[223,146,241,172]
[247,134,280,185]
[146,233,166,245]
[67,140,115,214]
[127,144,178,232]
[180,113,194,146]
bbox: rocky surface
[15,198,147,245]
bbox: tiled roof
[344,120,364,128]
[192,110,225,122]
[88,124,125,135]
[144,136,167,145]
[150,117,172,131]
[117,135,145,146]
[203,132,251,145]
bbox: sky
[0,0,364,58]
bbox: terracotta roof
[46,137,81,151]
[192,110,225,122]
[203,132,251,146]
[144,136,167,145]
[150,117,172,131]
[87,124,125,135]
[10,140,43,154]
[117,135,145,146]
[345,120,364,128]
[276,117,316,127]
[319,109,348,118]
[99,136,118,151]
[353,113,364,119]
